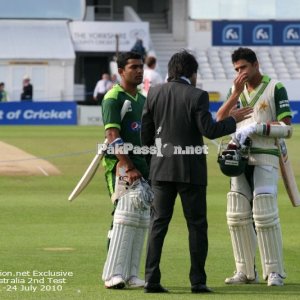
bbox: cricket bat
[68,100,132,201]
[277,138,300,207]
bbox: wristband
[109,137,124,147]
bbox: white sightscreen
[189,0,300,20]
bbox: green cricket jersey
[101,84,149,182]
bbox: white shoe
[126,276,145,288]
[225,271,259,284]
[268,272,284,286]
[105,275,125,289]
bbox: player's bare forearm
[105,127,141,183]
[217,72,248,121]
[216,92,242,121]
[105,127,133,167]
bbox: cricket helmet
[217,139,249,177]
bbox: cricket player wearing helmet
[217,47,293,287]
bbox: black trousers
[145,181,208,286]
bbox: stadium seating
[197,47,300,80]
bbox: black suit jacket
[141,78,236,185]
[21,84,33,101]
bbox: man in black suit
[141,50,252,293]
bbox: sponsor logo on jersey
[130,121,141,131]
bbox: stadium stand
[196,46,300,81]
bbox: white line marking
[37,166,49,176]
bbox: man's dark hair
[232,47,258,64]
[117,51,143,69]
[167,50,198,81]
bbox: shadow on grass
[140,283,300,296]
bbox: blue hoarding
[0,102,77,125]
[213,21,300,46]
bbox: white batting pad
[123,208,150,281]
[227,192,257,279]
[102,194,140,281]
[253,194,285,280]
[102,180,152,282]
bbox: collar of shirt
[180,76,191,84]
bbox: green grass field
[0,125,299,300]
